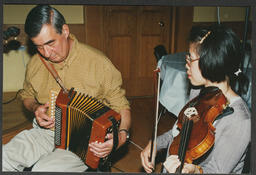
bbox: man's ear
[62,24,70,38]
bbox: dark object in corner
[3,26,21,53]
[154,45,167,62]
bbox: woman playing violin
[140,24,251,174]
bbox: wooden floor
[2,92,177,173]
[111,96,176,172]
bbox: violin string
[179,119,187,158]
[179,118,193,173]
[179,118,190,170]
[129,140,143,151]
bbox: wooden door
[85,6,171,97]
[103,6,138,97]
[135,6,171,96]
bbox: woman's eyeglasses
[186,53,200,63]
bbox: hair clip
[234,68,242,76]
[199,31,211,44]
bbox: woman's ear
[62,24,70,38]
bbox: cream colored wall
[193,7,251,22]
[3,5,84,24]
[3,47,30,92]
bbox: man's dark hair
[25,5,66,38]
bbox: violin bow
[149,68,161,170]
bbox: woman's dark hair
[25,5,66,38]
[188,24,249,96]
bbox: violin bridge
[184,107,200,123]
[184,107,198,118]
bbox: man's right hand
[34,102,55,128]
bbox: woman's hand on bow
[140,140,155,173]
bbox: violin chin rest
[215,107,234,120]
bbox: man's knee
[31,149,88,172]
[2,145,22,172]
[31,161,88,172]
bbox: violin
[169,86,229,173]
